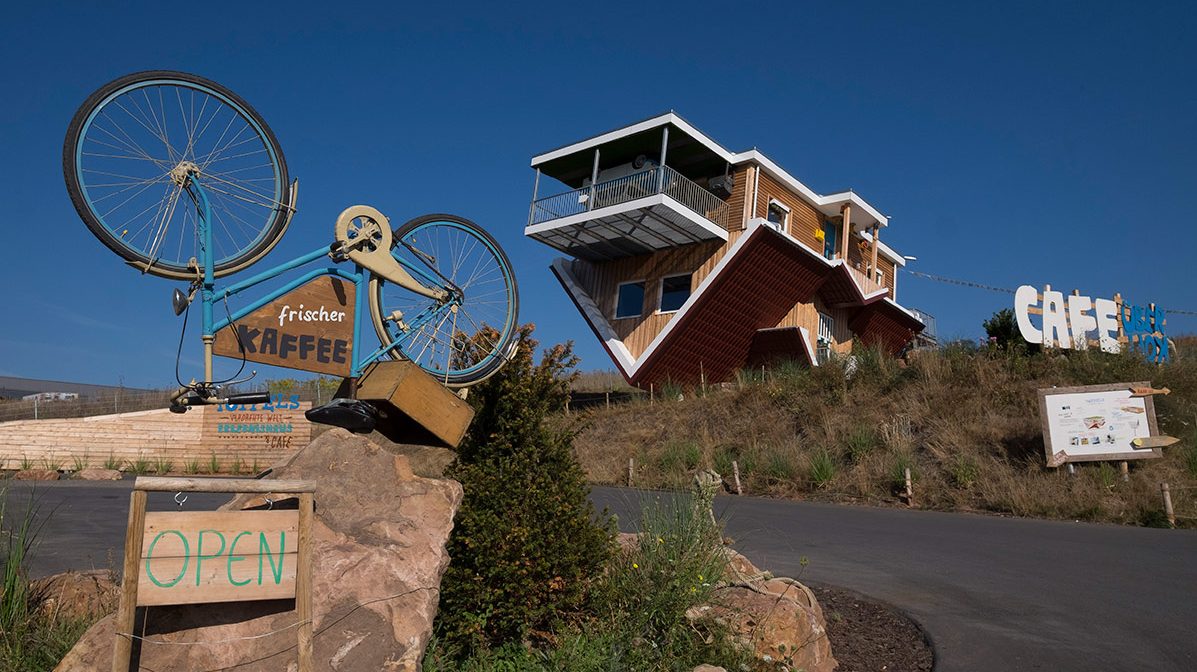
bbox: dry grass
[567,339,1197,526]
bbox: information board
[1038,382,1161,467]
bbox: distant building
[21,392,80,402]
[526,113,923,386]
[0,376,152,401]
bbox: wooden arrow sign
[1132,436,1180,449]
[1130,386,1171,397]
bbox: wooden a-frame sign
[112,477,316,672]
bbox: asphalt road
[7,480,1197,672]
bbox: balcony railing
[847,264,887,297]
[530,165,732,231]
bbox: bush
[435,325,615,656]
[808,449,838,489]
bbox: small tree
[983,308,1038,352]
[435,324,614,654]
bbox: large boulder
[14,468,59,480]
[31,570,118,621]
[56,428,463,672]
[74,468,122,481]
[693,577,836,672]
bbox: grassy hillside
[569,340,1197,526]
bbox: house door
[822,221,837,259]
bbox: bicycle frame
[186,178,457,385]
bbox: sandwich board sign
[1038,382,1162,467]
[112,477,316,672]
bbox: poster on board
[1038,381,1162,467]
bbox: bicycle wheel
[368,214,519,387]
[64,71,291,280]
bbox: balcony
[847,264,887,298]
[525,165,732,262]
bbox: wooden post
[904,467,914,507]
[700,362,707,395]
[112,490,147,672]
[839,203,851,260]
[565,396,570,415]
[296,492,314,672]
[649,383,654,405]
[605,391,610,409]
[869,223,880,278]
[1162,482,1175,528]
[1067,462,1075,477]
[627,458,634,487]
[732,460,743,495]
[1120,461,1129,482]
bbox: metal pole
[588,149,600,211]
[527,167,541,227]
[657,126,670,192]
[33,396,38,420]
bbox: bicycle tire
[368,213,519,387]
[63,70,291,280]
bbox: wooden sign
[113,477,315,672]
[138,510,299,606]
[1132,436,1180,449]
[214,275,355,377]
[1130,386,1170,397]
[1038,381,1162,467]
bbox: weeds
[39,457,63,473]
[102,453,120,471]
[18,456,32,471]
[808,449,838,489]
[70,454,88,473]
[127,454,151,476]
[230,457,245,476]
[184,458,201,475]
[207,452,221,475]
[948,455,980,489]
[845,425,878,464]
[153,457,174,475]
[0,488,100,670]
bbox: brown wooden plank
[213,276,355,377]
[296,492,314,672]
[137,553,297,606]
[112,490,146,672]
[141,511,300,556]
[135,477,316,493]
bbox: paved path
[7,480,1197,671]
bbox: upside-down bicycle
[63,71,518,420]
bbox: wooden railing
[848,264,888,297]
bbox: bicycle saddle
[305,398,378,434]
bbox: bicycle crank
[333,205,449,302]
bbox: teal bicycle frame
[187,177,456,384]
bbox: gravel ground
[813,585,934,672]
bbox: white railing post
[527,167,541,227]
[588,149,600,211]
[657,126,669,192]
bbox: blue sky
[2,1,1195,388]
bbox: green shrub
[126,454,151,475]
[1183,444,1197,479]
[658,440,700,473]
[183,458,201,475]
[809,449,838,489]
[845,425,878,464]
[948,455,980,488]
[153,457,173,475]
[102,453,120,471]
[435,325,615,656]
[207,452,221,475]
[1095,462,1118,489]
[764,447,797,480]
[70,454,88,473]
[891,453,916,490]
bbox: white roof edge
[550,259,638,374]
[531,112,737,167]
[860,230,907,267]
[735,150,888,227]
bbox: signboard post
[1038,381,1163,468]
[112,477,316,672]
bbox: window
[615,281,645,319]
[817,312,834,364]
[658,274,692,313]
[766,200,789,232]
[821,220,838,260]
[875,269,885,286]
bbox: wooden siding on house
[753,171,824,251]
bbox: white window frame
[765,199,790,232]
[614,279,646,319]
[656,273,693,315]
[875,269,885,285]
[817,311,834,345]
